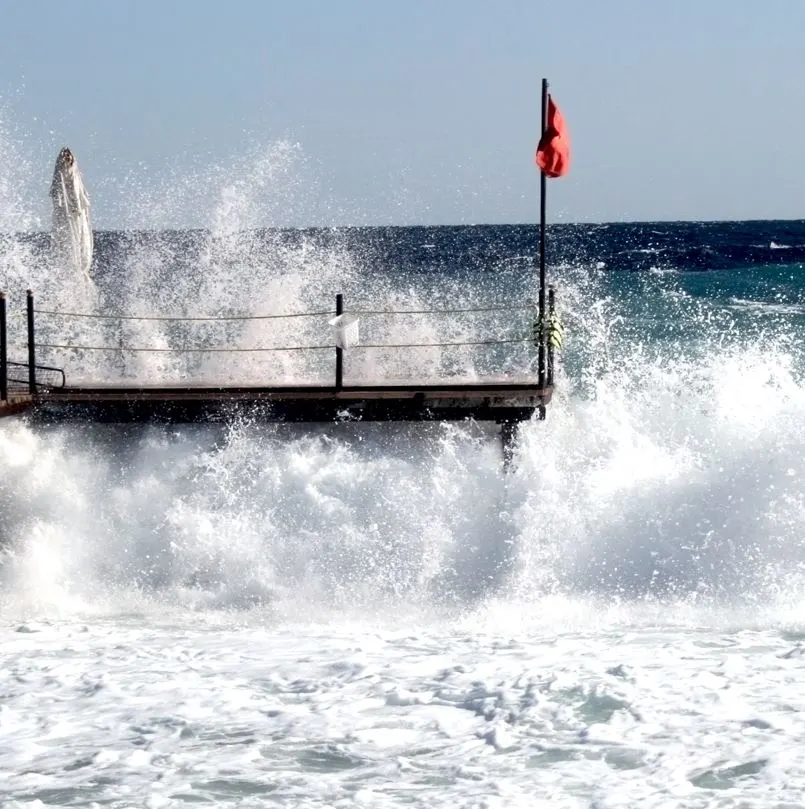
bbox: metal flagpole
[537,78,549,397]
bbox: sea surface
[3,216,805,808]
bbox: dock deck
[29,380,550,423]
[1,290,557,430]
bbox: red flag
[536,96,570,178]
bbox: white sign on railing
[329,314,360,349]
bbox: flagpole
[538,77,548,396]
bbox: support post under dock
[500,421,519,472]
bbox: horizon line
[4,216,805,236]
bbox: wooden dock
[0,290,558,446]
[0,74,572,473]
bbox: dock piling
[500,421,518,472]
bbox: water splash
[0,106,43,303]
[2,113,805,627]
[5,265,805,624]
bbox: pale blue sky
[0,0,803,229]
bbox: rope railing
[351,304,534,316]
[31,302,535,323]
[6,289,551,395]
[18,343,333,354]
[32,308,336,322]
[11,336,531,353]
[359,337,531,348]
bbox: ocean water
[3,139,805,807]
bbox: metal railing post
[335,293,343,391]
[0,291,7,401]
[26,289,36,394]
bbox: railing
[1,287,560,398]
[5,361,65,393]
[1,292,66,399]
